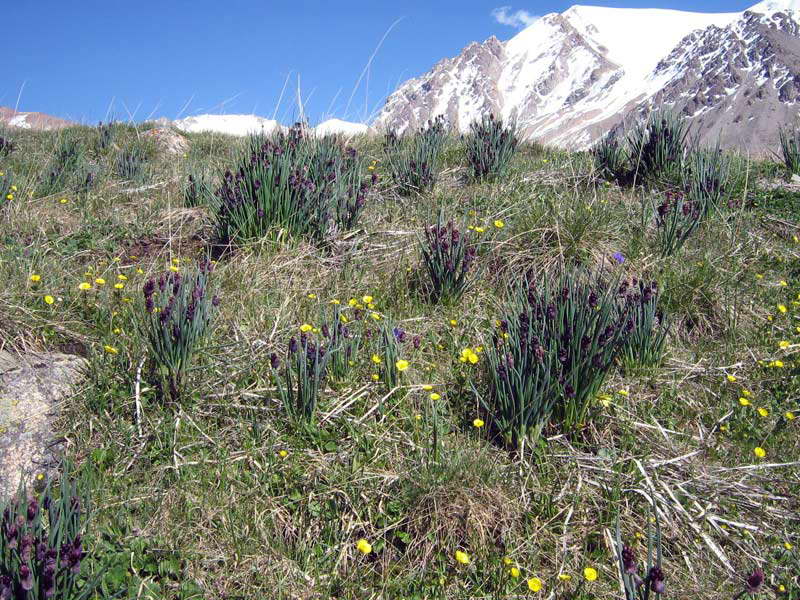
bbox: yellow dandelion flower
[423,384,433,391]
[779,584,786,592]
[169,265,179,273]
[449,319,458,326]
[371,374,380,381]
[362,295,373,304]
[454,550,470,565]
[78,282,92,291]
[617,389,629,396]
[753,446,766,458]
[371,354,382,364]
[43,295,55,305]
[785,541,794,550]
[786,411,796,420]
[770,360,785,368]
[558,573,572,581]
[29,274,41,282]
[742,389,752,397]
[415,414,422,420]
[330,298,340,305]
[307,293,317,299]
[299,323,313,333]
[430,392,441,400]
[583,567,598,582]
[527,577,542,592]
[503,557,513,566]
[136,268,144,275]
[356,539,372,554]
[779,280,788,287]
[739,397,751,406]
[117,274,128,281]
[493,219,505,228]
[779,340,790,349]
[509,566,520,578]
[473,418,484,428]
[103,345,118,355]
[726,374,736,383]
[59,198,68,204]
[370,311,381,320]
[396,359,410,371]
[114,283,124,290]
[757,407,769,417]
[94,278,106,285]
[778,303,788,313]
[474,226,485,233]
[348,298,358,307]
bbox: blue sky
[5,0,760,125]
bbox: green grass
[0,123,798,599]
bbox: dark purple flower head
[621,545,636,574]
[270,353,280,369]
[393,327,407,343]
[745,568,764,594]
[27,498,38,521]
[19,565,33,591]
[648,566,665,594]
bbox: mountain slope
[374,1,800,152]
[0,107,75,130]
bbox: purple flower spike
[612,251,625,264]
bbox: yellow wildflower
[330,299,340,305]
[78,282,92,291]
[493,219,505,228]
[754,446,766,459]
[509,567,520,578]
[103,345,118,355]
[786,411,796,420]
[757,407,769,417]
[114,283,124,290]
[169,265,179,273]
[739,398,751,406]
[473,418,484,428]
[449,319,457,326]
[370,311,381,320]
[558,573,572,581]
[785,541,794,550]
[299,324,313,333]
[778,304,787,313]
[43,295,55,305]
[362,295,373,304]
[780,280,788,287]
[95,278,106,285]
[396,359,410,371]
[779,341,790,349]
[29,274,41,282]
[583,567,598,582]
[278,450,288,458]
[423,384,433,391]
[430,392,441,400]
[726,374,736,383]
[356,539,372,554]
[454,550,470,565]
[117,274,128,281]
[503,557,513,566]
[371,354,382,364]
[527,577,542,592]
[371,374,379,381]
[307,293,316,299]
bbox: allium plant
[272,333,334,423]
[614,510,665,599]
[213,124,374,244]
[377,322,410,390]
[419,215,477,304]
[114,144,149,182]
[384,116,448,196]
[463,114,519,182]
[592,130,631,185]
[182,167,216,209]
[653,191,703,257]
[320,304,361,381]
[38,136,91,197]
[685,144,732,215]
[0,134,14,156]
[618,279,669,368]
[139,259,218,401]
[482,270,634,449]
[628,110,691,185]
[96,120,117,152]
[0,464,98,600]
[778,126,800,175]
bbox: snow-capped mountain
[172,114,284,136]
[0,107,75,130]
[374,1,800,152]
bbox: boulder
[142,127,189,155]
[0,351,87,499]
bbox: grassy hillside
[0,118,797,599]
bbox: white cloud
[491,6,540,28]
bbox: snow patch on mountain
[173,114,283,136]
[314,119,370,136]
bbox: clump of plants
[272,332,333,424]
[482,270,664,449]
[0,133,14,156]
[593,110,692,187]
[138,259,218,401]
[114,143,150,182]
[213,124,375,245]
[463,114,519,182]
[320,304,361,381]
[38,135,93,197]
[0,465,97,599]
[182,168,215,209]
[419,215,477,304]
[384,116,448,195]
[778,125,800,176]
[614,509,666,599]
[684,144,732,214]
[618,278,669,368]
[96,120,117,152]
[653,191,703,257]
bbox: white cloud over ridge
[491,6,540,28]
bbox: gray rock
[0,351,87,499]
[791,173,800,183]
[142,127,189,155]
